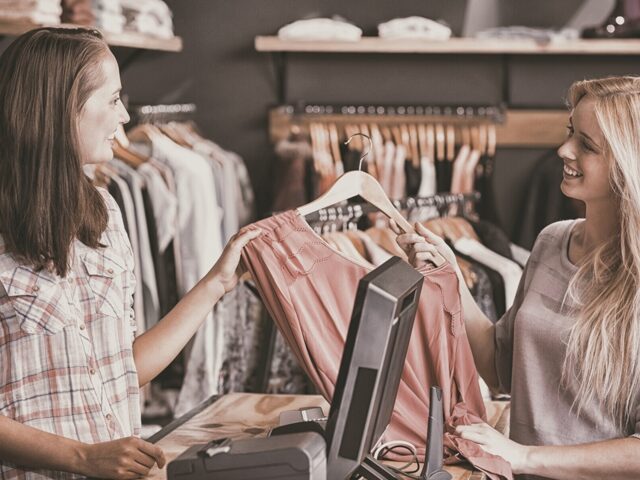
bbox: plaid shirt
[0,189,140,479]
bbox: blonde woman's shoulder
[538,219,582,242]
[532,219,583,258]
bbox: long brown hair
[0,27,111,277]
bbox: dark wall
[3,1,626,238]
[120,0,471,218]
[118,1,631,240]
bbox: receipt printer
[167,431,326,480]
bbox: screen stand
[353,385,453,480]
[420,386,452,480]
[351,455,399,479]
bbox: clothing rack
[302,192,481,223]
[129,102,197,125]
[287,102,505,122]
[269,104,568,147]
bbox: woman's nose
[557,139,575,161]
[120,106,130,125]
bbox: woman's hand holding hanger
[390,220,460,274]
[391,219,500,390]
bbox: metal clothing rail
[269,105,568,147]
[128,102,197,125]
[286,103,505,122]
[302,192,481,223]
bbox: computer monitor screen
[324,256,424,479]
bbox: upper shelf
[255,36,640,55]
[0,21,183,52]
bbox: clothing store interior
[5,0,640,479]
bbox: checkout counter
[145,393,510,480]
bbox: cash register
[167,257,451,480]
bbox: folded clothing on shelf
[475,26,579,44]
[0,0,61,24]
[278,17,362,42]
[119,0,174,38]
[378,16,452,41]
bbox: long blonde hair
[563,76,640,431]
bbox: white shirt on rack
[453,237,523,309]
[132,134,224,416]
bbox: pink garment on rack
[241,210,512,480]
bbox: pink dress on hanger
[241,210,512,480]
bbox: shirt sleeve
[494,256,531,394]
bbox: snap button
[107,268,114,274]
[106,413,112,421]
[89,368,96,375]
[32,285,39,292]
[79,324,86,330]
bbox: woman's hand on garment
[79,436,166,479]
[206,227,262,296]
[391,220,459,271]
[456,423,530,474]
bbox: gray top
[495,220,640,466]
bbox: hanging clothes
[418,156,437,198]
[111,159,161,330]
[453,238,522,310]
[515,150,584,250]
[241,210,512,480]
[272,138,313,212]
[130,133,224,416]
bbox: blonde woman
[395,76,640,479]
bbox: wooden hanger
[409,124,420,168]
[381,125,392,143]
[127,123,164,144]
[450,144,470,194]
[370,123,384,180]
[112,138,148,168]
[417,124,427,160]
[329,123,343,173]
[159,123,192,148]
[479,124,488,156]
[461,126,471,148]
[435,123,445,162]
[172,121,203,146]
[298,133,446,267]
[446,124,455,162]
[460,126,482,193]
[391,126,403,148]
[487,124,497,158]
[115,124,130,148]
[400,124,412,163]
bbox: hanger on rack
[297,132,446,268]
[435,123,445,162]
[112,125,149,168]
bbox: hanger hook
[345,132,373,171]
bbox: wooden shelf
[256,36,640,55]
[0,22,182,52]
[269,107,569,148]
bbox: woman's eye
[113,97,121,105]
[566,125,574,136]
[581,141,594,152]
